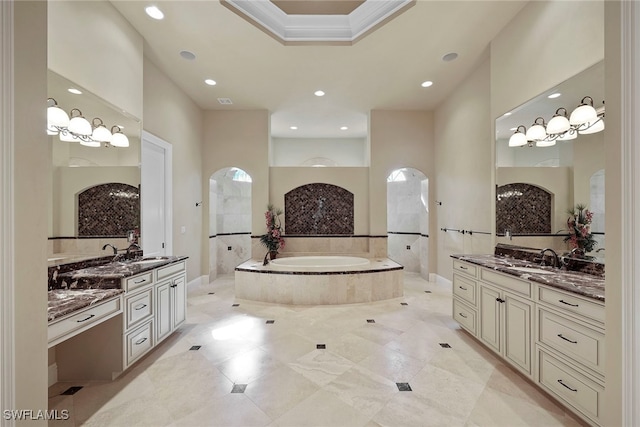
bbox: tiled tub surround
[257,235,388,259]
[284,183,354,235]
[235,258,403,305]
[77,183,140,237]
[496,183,552,235]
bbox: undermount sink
[508,266,557,275]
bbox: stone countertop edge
[57,255,189,281]
[48,288,125,323]
[450,254,605,302]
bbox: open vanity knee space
[48,255,188,381]
[451,247,605,427]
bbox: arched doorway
[209,167,252,280]
[386,168,429,278]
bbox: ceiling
[110,1,527,138]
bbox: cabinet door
[504,293,532,375]
[172,274,186,329]
[156,281,172,343]
[479,285,501,354]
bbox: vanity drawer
[125,288,153,330]
[538,350,603,424]
[125,272,154,292]
[453,260,477,277]
[48,296,122,347]
[157,261,185,280]
[126,320,153,366]
[453,273,477,305]
[453,299,477,335]
[539,309,604,374]
[538,286,604,324]
[480,269,531,298]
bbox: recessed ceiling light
[145,5,164,20]
[442,52,458,62]
[67,88,82,95]
[179,50,196,60]
[290,126,298,130]
[340,126,348,131]
[548,92,562,99]
[503,112,512,116]
[314,90,325,97]
[421,81,433,88]
[205,79,217,86]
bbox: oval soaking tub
[234,256,404,305]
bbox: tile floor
[49,273,586,426]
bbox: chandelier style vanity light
[46,98,129,148]
[508,96,604,148]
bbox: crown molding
[220,0,414,44]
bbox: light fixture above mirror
[508,96,604,148]
[46,98,129,148]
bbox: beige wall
[603,2,622,425]
[143,58,204,281]
[269,167,369,235]
[14,0,49,419]
[434,57,493,280]
[48,0,143,120]
[491,0,604,118]
[203,110,270,236]
[369,110,435,271]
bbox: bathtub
[234,256,404,305]
[269,256,370,271]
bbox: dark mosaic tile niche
[496,183,551,234]
[285,183,354,235]
[78,183,140,237]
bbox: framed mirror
[494,61,605,260]
[47,70,142,258]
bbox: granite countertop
[48,288,125,322]
[48,255,188,323]
[451,254,605,302]
[55,255,188,289]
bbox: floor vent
[61,386,83,395]
[317,344,326,349]
[366,319,375,323]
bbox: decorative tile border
[496,183,551,234]
[78,183,140,237]
[284,183,354,235]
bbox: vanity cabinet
[155,263,186,343]
[451,258,605,427]
[53,260,187,380]
[535,284,605,426]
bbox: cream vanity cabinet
[477,268,534,378]
[452,258,605,427]
[155,261,187,343]
[535,285,605,426]
[53,260,187,380]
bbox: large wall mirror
[48,70,142,257]
[495,61,605,260]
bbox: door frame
[0,0,15,422]
[141,130,173,255]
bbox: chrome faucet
[102,243,118,255]
[539,248,560,268]
[126,243,142,257]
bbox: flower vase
[269,251,278,260]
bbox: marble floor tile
[48,272,585,427]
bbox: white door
[141,131,172,256]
